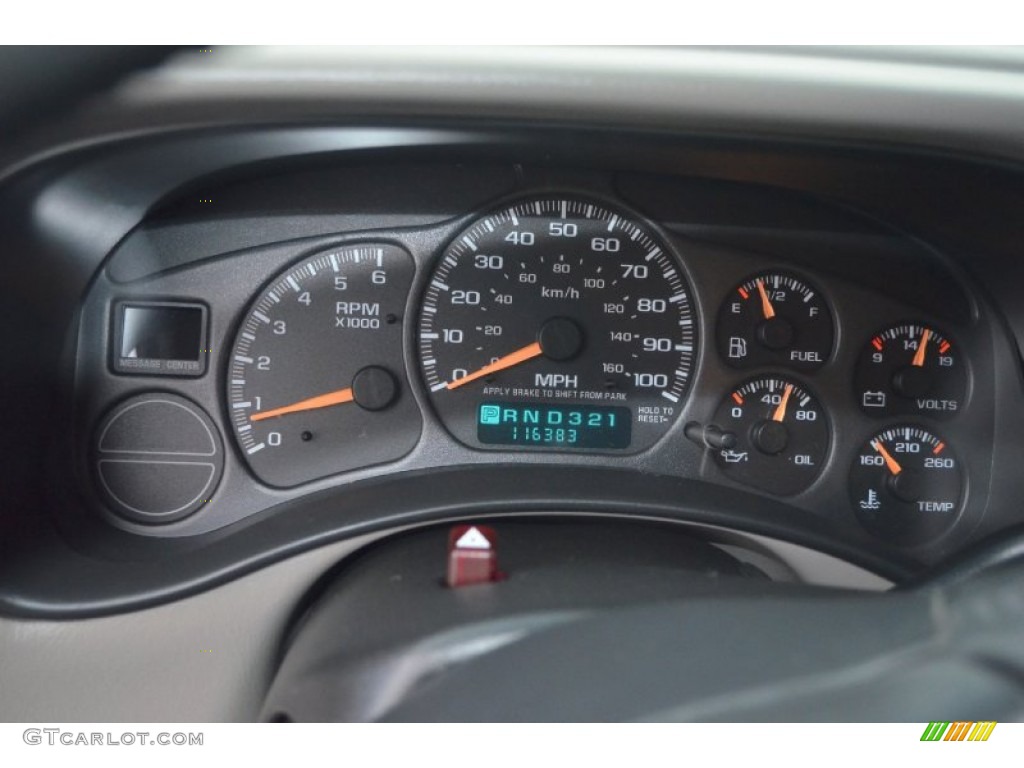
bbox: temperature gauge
[710,376,829,496]
[717,272,834,370]
[849,426,963,545]
[855,323,967,418]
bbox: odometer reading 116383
[418,196,697,452]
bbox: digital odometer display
[418,196,697,453]
[478,402,631,449]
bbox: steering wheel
[260,520,1024,721]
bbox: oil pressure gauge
[710,376,830,496]
[855,323,967,418]
[716,272,834,371]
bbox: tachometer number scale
[227,244,420,487]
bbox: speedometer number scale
[418,197,697,452]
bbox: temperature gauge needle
[871,439,903,475]
[771,383,794,422]
[912,327,932,367]
[446,341,543,390]
[756,278,776,320]
[250,387,353,421]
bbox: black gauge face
[849,425,962,545]
[418,196,697,453]
[227,244,421,487]
[855,323,967,418]
[716,272,833,371]
[711,376,829,496]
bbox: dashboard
[5,47,1024,722]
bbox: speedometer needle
[250,387,353,421]
[446,341,544,390]
[771,383,794,422]
[756,278,776,320]
[871,439,903,476]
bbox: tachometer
[418,196,697,452]
[227,244,421,487]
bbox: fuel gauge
[717,272,834,370]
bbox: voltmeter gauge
[716,272,834,371]
[855,323,967,419]
[710,376,829,496]
[849,426,963,545]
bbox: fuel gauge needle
[771,383,794,422]
[871,439,903,475]
[446,341,543,390]
[250,387,353,421]
[912,327,932,367]
[756,278,776,320]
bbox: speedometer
[418,196,697,452]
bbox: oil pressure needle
[771,383,794,422]
[250,387,354,421]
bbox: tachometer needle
[912,327,931,367]
[250,387,353,421]
[771,383,794,422]
[756,278,776,320]
[446,341,544,390]
[871,439,903,475]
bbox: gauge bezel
[848,423,966,546]
[715,268,837,372]
[854,321,972,420]
[223,241,422,488]
[710,372,833,497]
[414,191,701,455]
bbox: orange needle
[446,341,544,390]
[871,440,903,476]
[912,327,931,367]
[772,383,794,422]
[250,387,353,421]
[756,279,776,320]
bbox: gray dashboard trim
[0,519,888,722]
[5,46,1024,173]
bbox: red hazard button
[446,525,500,587]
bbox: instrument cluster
[76,185,991,559]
